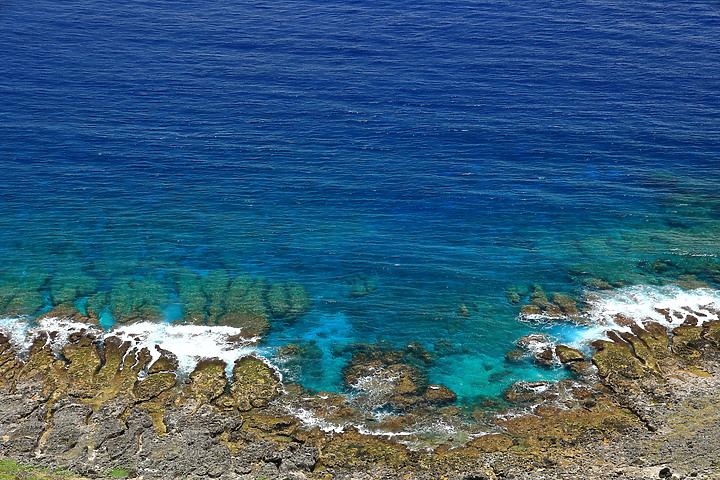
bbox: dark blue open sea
[1,0,719,403]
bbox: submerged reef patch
[0,268,311,339]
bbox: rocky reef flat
[1,304,720,480]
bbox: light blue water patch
[162,302,183,323]
[267,311,355,392]
[430,353,567,401]
[98,307,115,330]
[544,322,602,353]
[74,297,89,317]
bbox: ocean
[0,0,719,404]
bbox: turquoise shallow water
[0,0,719,403]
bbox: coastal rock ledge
[1,321,720,479]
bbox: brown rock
[672,324,704,362]
[568,360,596,376]
[504,381,552,404]
[423,384,457,405]
[520,304,542,316]
[185,358,228,404]
[389,394,424,409]
[231,356,281,411]
[535,347,556,366]
[553,293,579,316]
[591,339,645,379]
[468,433,514,452]
[555,344,585,363]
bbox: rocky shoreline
[1,304,720,480]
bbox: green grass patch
[0,458,116,480]
[106,469,130,478]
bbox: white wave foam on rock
[347,367,401,411]
[110,322,263,375]
[562,285,720,347]
[0,317,265,377]
[586,285,720,329]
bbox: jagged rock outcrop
[2,320,720,479]
[0,331,303,479]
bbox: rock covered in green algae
[93,336,144,399]
[266,281,311,320]
[0,333,23,387]
[0,268,48,316]
[346,273,378,298]
[517,285,591,324]
[496,378,640,451]
[552,293,579,316]
[230,356,282,411]
[183,358,228,404]
[504,348,525,363]
[218,273,270,335]
[16,333,59,383]
[5,319,720,480]
[133,372,177,402]
[62,333,103,398]
[591,337,647,379]
[48,265,97,307]
[555,344,585,363]
[318,427,410,469]
[466,433,515,453]
[671,324,705,362]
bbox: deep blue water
[1,0,719,401]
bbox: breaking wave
[532,285,720,350]
[0,317,266,376]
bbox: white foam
[0,317,104,358]
[517,334,561,364]
[0,317,265,377]
[347,367,401,411]
[584,284,720,331]
[283,404,425,441]
[109,322,262,376]
[532,285,720,349]
[283,406,348,434]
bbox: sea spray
[525,285,720,352]
[110,322,264,376]
[583,285,720,330]
[0,317,267,378]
